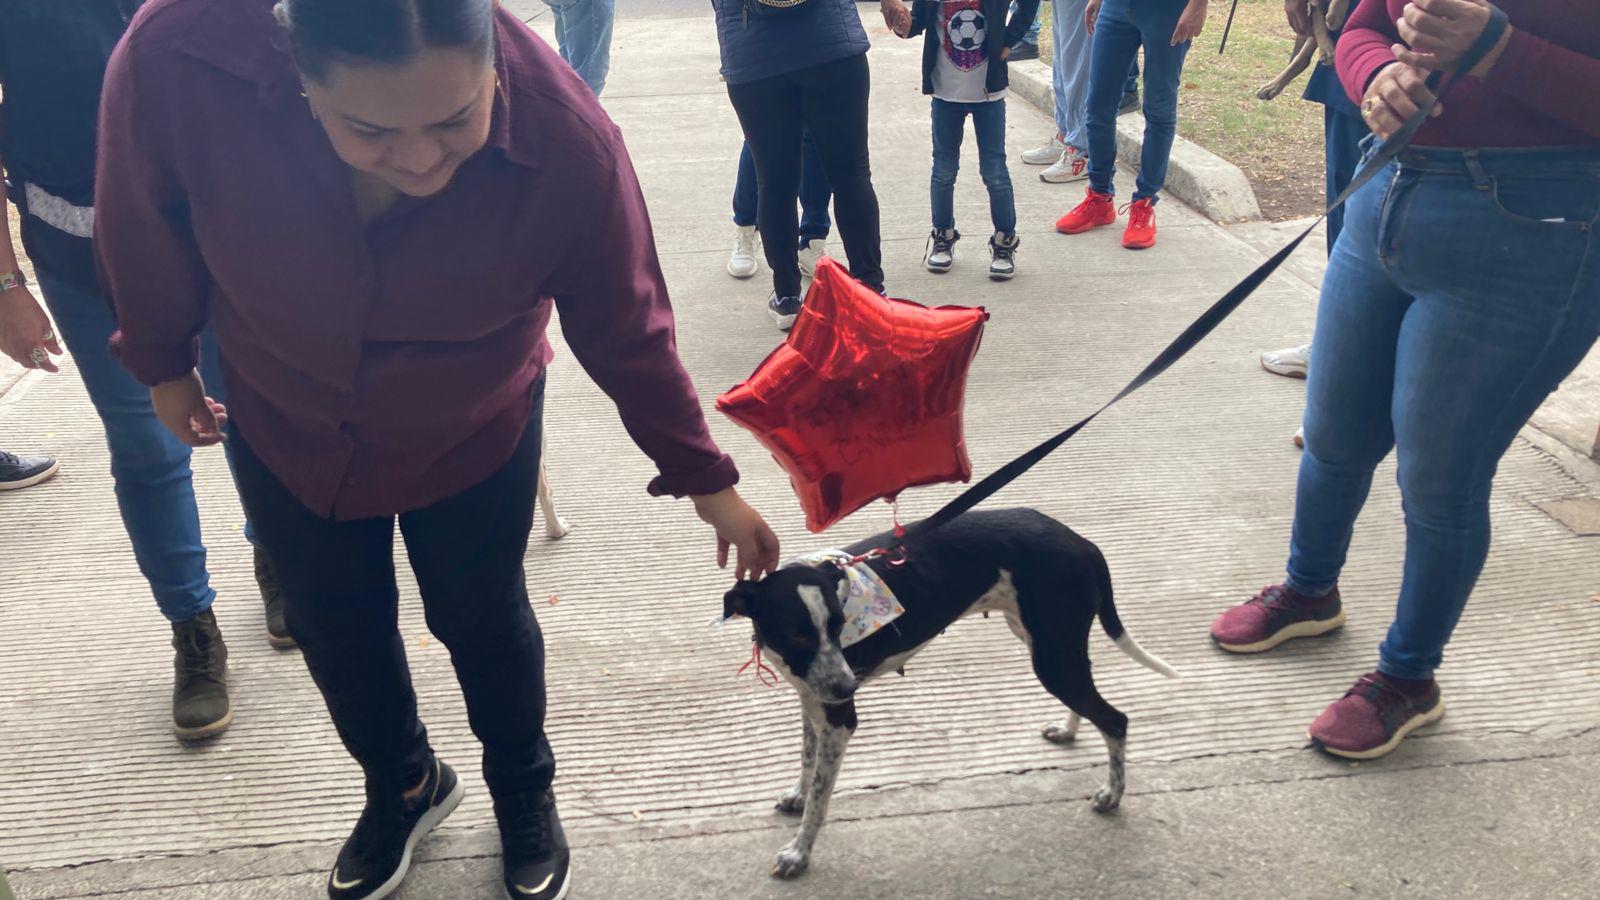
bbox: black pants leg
[230,388,552,802]
[795,53,884,293]
[729,73,807,299]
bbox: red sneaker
[1055,189,1117,234]
[1122,198,1157,249]
[1209,584,1344,653]
[1309,672,1445,760]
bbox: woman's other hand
[151,370,228,447]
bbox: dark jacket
[907,0,1040,98]
[712,0,872,85]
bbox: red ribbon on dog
[738,641,780,687]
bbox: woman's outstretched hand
[694,487,781,581]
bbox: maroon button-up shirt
[95,0,738,520]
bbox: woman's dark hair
[276,0,495,82]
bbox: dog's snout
[831,677,858,700]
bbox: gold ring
[1362,97,1380,116]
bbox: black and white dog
[722,508,1178,879]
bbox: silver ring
[42,328,55,345]
[28,347,49,367]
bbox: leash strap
[895,7,1509,549]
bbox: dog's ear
[723,580,761,620]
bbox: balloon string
[737,641,779,687]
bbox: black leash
[1220,0,1241,54]
[893,9,1510,551]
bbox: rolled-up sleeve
[94,27,211,387]
[1336,0,1401,106]
[548,134,740,498]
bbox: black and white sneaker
[497,790,571,900]
[989,232,1020,281]
[768,292,803,331]
[0,450,59,491]
[327,759,463,900]
[925,228,959,272]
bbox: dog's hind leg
[1031,651,1130,813]
[772,700,856,879]
[776,716,817,815]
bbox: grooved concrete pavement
[4,8,1598,899]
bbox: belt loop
[1462,150,1491,191]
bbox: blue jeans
[1051,0,1093,149]
[733,132,833,243]
[1322,108,1367,254]
[544,0,614,96]
[1085,0,1189,200]
[37,273,253,623]
[1289,147,1600,680]
[931,99,1016,236]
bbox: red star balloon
[718,258,990,533]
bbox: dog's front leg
[776,716,817,815]
[772,701,856,879]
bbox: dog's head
[724,563,859,705]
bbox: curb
[1009,59,1262,224]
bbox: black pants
[727,52,884,299]
[230,384,552,802]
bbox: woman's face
[304,47,496,198]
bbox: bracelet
[0,270,26,292]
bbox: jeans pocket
[1488,174,1600,231]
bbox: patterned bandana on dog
[799,551,905,648]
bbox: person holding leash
[1211,0,1599,760]
[95,1,781,898]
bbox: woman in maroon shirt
[1211,0,1599,761]
[94,1,779,898]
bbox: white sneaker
[988,232,1019,281]
[1040,146,1089,184]
[727,225,759,279]
[797,238,826,277]
[1261,342,1312,378]
[1022,134,1067,166]
[925,228,959,272]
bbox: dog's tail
[1096,567,1180,679]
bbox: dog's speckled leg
[1092,733,1127,813]
[772,701,856,879]
[776,717,817,815]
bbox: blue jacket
[712,0,871,85]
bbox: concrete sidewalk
[4,6,1599,899]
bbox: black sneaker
[1008,42,1040,61]
[1119,89,1141,116]
[328,759,464,900]
[172,609,232,741]
[496,791,571,900]
[768,292,803,331]
[988,232,1020,281]
[925,228,959,272]
[254,546,296,650]
[0,450,59,491]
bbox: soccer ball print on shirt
[941,0,988,71]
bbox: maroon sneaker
[1310,673,1445,760]
[1209,584,1344,653]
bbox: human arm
[93,26,224,445]
[1172,0,1209,45]
[881,0,913,37]
[0,154,64,372]
[549,141,779,579]
[1006,0,1042,48]
[1391,0,1600,139]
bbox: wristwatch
[0,270,26,292]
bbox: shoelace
[1244,584,1295,609]
[500,793,555,859]
[1122,201,1155,231]
[0,450,21,467]
[991,239,1016,262]
[925,229,958,259]
[174,624,224,683]
[1345,673,1415,716]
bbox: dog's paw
[770,845,810,880]
[545,517,572,540]
[1091,788,1122,814]
[775,788,806,816]
[1041,722,1078,744]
